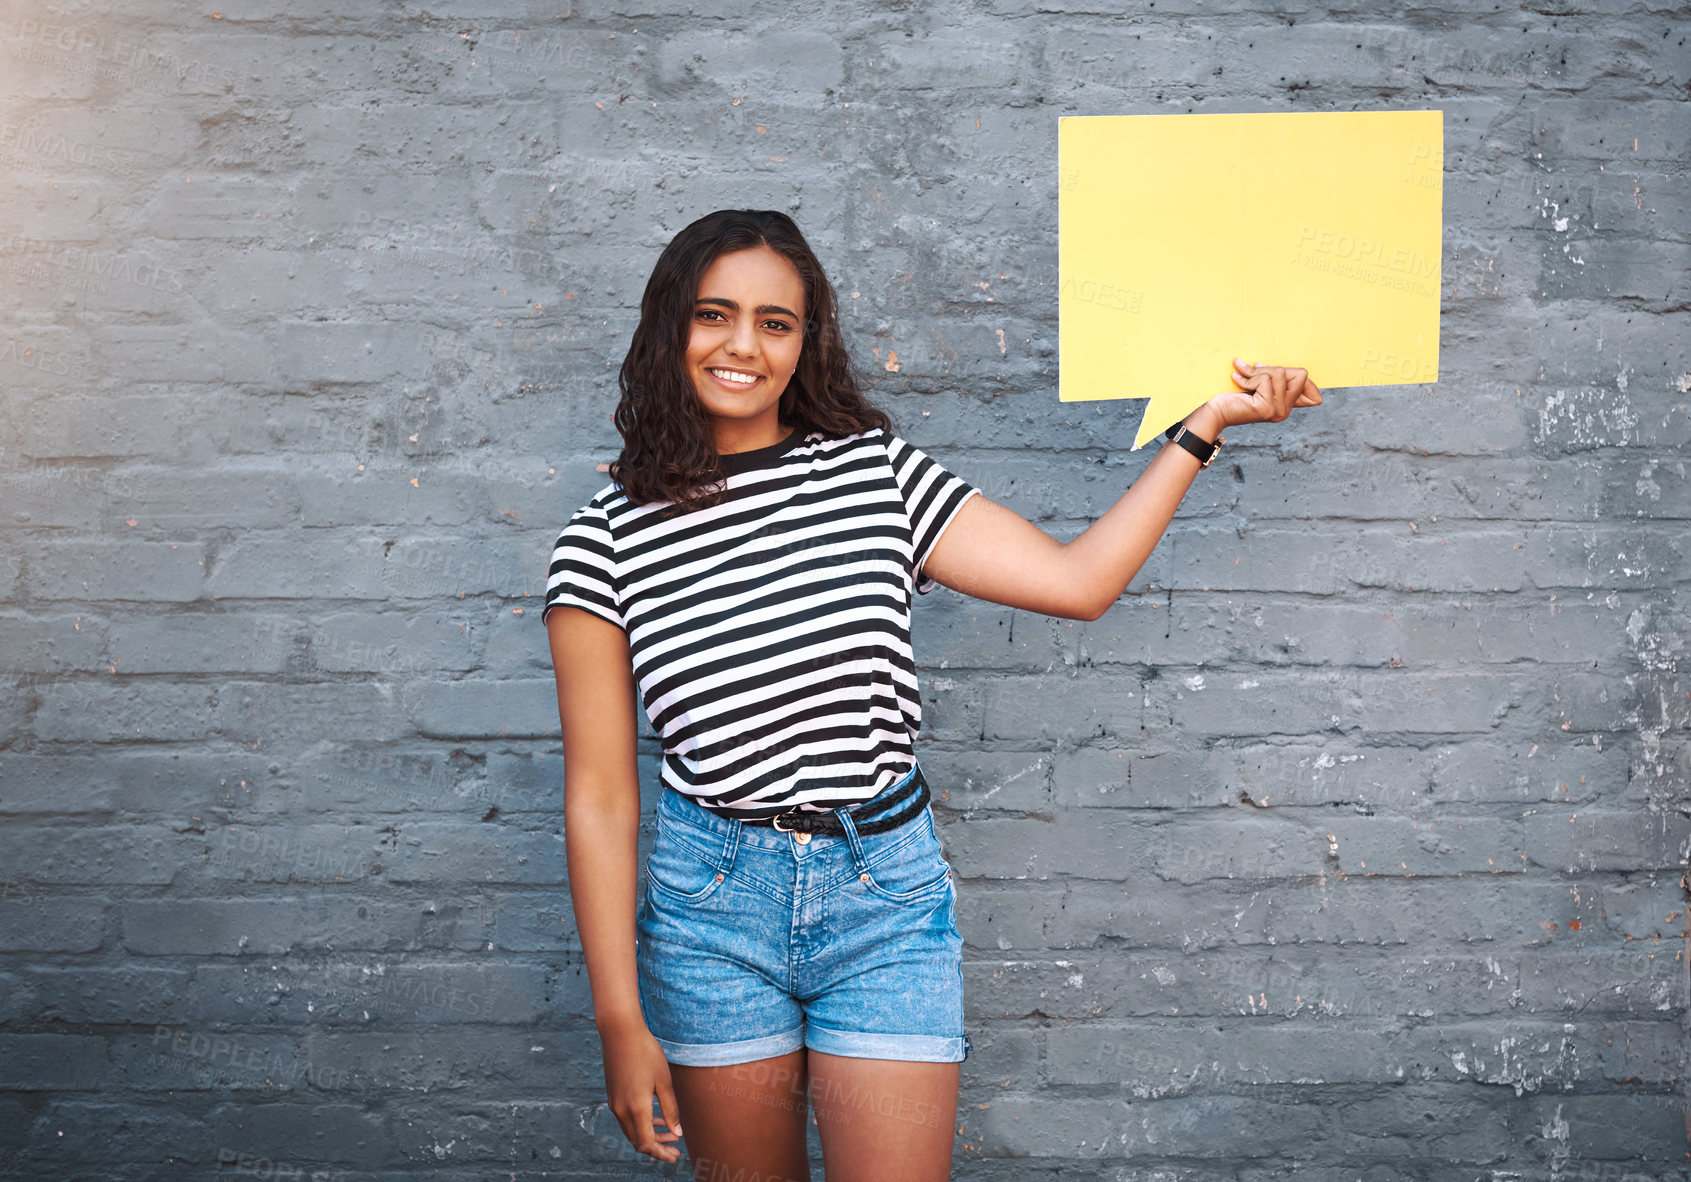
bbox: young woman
[544,208,1321,1182]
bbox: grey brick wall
[1,1,1687,1178]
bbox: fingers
[1232,358,1320,419]
[656,1078,685,1145]
[1286,367,1305,403]
[1255,364,1287,419]
[618,1093,682,1163]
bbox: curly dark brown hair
[609,209,891,512]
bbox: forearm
[1062,402,1225,619]
[564,786,645,1032]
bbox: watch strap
[1164,421,1222,467]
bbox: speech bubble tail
[1132,392,1213,450]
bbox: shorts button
[795,832,811,845]
[714,873,724,882]
[860,872,869,882]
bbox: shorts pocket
[860,824,952,905]
[644,814,730,904]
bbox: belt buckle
[771,812,811,844]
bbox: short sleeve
[541,500,624,628]
[885,434,982,595]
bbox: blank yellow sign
[1059,110,1443,447]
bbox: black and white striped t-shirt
[542,426,980,819]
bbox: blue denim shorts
[636,763,971,1067]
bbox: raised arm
[921,359,1321,620]
[546,606,683,1163]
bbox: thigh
[668,1049,812,1182]
[808,1051,958,1182]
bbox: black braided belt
[739,765,930,837]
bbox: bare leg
[808,1052,959,1182]
[668,1048,813,1182]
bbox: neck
[714,417,791,456]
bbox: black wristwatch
[1165,419,1223,468]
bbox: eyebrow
[695,296,802,320]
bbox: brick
[206,1103,389,1170]
[0,898,106,951]
[205,535,389,600]
[96,464,301,529]
[33,679,412,743]
[14,966,191,1023]
[87,324,275,384]
[27,540,205,604]
[270,321,433,386]
[964,1092,1333,1161]
[1538,236,1691,303]
[118,893,579,956]
[0,466,103,528]
[0,748,274,814]
[382,820,566,885]
[1518,1093,1691,1162]
[0,1034,107,1089]
[966,948,1674,1026]
[925,748,1052,814]
[296,463,484,529]
[107,612,305,674]
[407,677,565,740]
[0,612,107,674]
[1169,523,1691,595]
[288,1029,587,1092]
[0,825,190,884]
[1044,1020,1662,1093]
[912,596,1066,671]
[0,1099,26,1156]
[12,1100,214,1167]
[180,959,552,1025]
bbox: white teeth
[710,368,759,386]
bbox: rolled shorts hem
[805,1020,968,1064]
[650,1025,806,1068]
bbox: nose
[724,315,759,359]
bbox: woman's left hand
[1200,356,1323,431]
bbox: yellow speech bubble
[1058,110,1443,447]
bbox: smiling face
[684,245,807,455]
